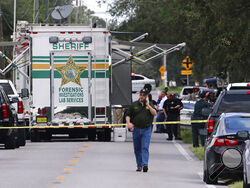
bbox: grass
[181,127,205,160]
[181,127,193,144]
[229,181,243,188]
[189,146,204,160]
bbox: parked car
[243,139,250,188]
[202,90,250,136]
[131,74,156,93]
[227,82,250,90]
[203,113,250,184]
[0,86,19,149]
[180,86,201,100]
[0,80,27,146]
[180,100,195,125]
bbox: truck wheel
[30,130,40,142]
[88,130,96,141]
[4,130,16,149]
[43,132,52,141]
[25,120,30,140]
[204,169,218,184]
[97,131,105,141]
[18,128,26,146]
[104,129,111,142]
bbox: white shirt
[158,95,167,110]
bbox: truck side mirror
[202,107,212,117]
[10,97,19,103]
[21,88,29,99]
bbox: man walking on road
[126,88,157,172]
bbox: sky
[73,0,114,21]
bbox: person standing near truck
[126,88,157,172]
[191,92,211,147]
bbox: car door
[132,75,145,92]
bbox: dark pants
[156,111,165,132]
[167,115,178,139]
[192,123,206,147]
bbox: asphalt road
[0,132,228,188]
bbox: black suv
[0,86,19,149]
[202,90,250,136]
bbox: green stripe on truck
[32,70,109,79]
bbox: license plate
[36,116,47,123]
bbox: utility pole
[75,0,79,24]
[45,0,49,23]
[68,0,72,24]
[163,53,167,87]
[0,6,3,41]
[33,0,39,23]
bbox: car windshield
[0,83,14,95]
[217,94,250,114]
[225,117,250,132]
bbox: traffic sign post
[182,56,194,70]
[181,56,194,86]
[181,70,193,75]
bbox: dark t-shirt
[192,99,211,119]
[163,99,181,119]
[126,100,155,129]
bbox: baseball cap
[140,88,150,95]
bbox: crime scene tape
[0,120,208,129]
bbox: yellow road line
[79,148,86,152]
[64,167,73,171]
[56,176,66,180]
[69,159,79,163]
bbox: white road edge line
[173,140,194,161]
[198,172,217,188]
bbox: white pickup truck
[0,80,27,146]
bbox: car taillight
[38,108,41,114]
[101,108,105,113]
[18,101,24,113]
[213,138,238,146]
[248,91,250,94]
[2,104,8,118]
[207,120,214,133]
[42,108,46,114]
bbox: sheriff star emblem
[56,56,87,87]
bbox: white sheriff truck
[14,21,117,142]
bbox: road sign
[159,66,166,73]
[182,56,194,70]
[181,70,193,75]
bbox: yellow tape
[0,120,207,129]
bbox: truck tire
[43,132,52,141]
[88,130,96,141]
[18,128,26,146]
[104,129,111,142]
[30,130,40,142]
[4,130,16,149]
[97,131,105,141]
